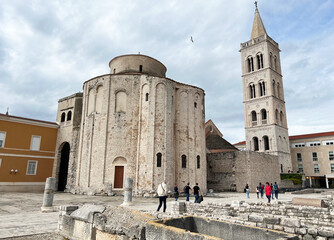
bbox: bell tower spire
[250,2,267,40]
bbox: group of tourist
[156,181,202,212]
[245,182,279,203]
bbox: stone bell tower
[239,3,292,172]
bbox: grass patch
[281,173,302,185]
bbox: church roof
[250,6,267,40]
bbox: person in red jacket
[265,182,271,203]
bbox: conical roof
[250,7,267,39]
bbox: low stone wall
[182,200,334,240]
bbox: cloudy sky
[1,0,334,144]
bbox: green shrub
[280,173,302,185]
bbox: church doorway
[58,142,70,191]
[114,166,124,188]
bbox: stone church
[53,54,207,195]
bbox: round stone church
[54,54,207,195]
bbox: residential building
[0,113,58,191]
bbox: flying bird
[190,36,194,43]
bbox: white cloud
[0,0,333,144]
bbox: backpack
[274,184,278,190]
[261,184,264,190]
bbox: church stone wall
[207,151,280,192]
[53,93,82,190]
[59,55,206,195]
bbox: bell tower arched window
[257,53,264,69]
[274,56,277,71]
[261,109,267,124]
[247,57,254,72]
[272,81,276,96]
[277,82,280,99]
[67,111,72,121]
[249,83,256,99]
[251,111,257,126]
[253,137,259,151]
[263,136,270,150]
[156,153,162,167]
[259,81,266,96]
[269,53,273,68]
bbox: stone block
[264,216,280,225]
[284,226,296,234]
[248,214,264,223]
[292,198,327,208]
[281,218,301,228]
[295,228,307,235]
[304,235,315,240]
[308,228,318,236]
[318,228,334,238]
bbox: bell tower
[240,3,292,172]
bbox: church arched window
[263,136,270,150]
[275,109,279,123]
[145,93,149,101]
[156,153,162,167]
[197,155,200,169]
[257,53,264,69]
[274,56,277,71]
[182,155,187,168]
[67,111,72,121]
[253,137,259,151]
[96,85,103,113]
[61,112,66,122]
[115,91,127,112]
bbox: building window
[314,164,319,173]
[251,111,257,126]
[115,91,127,112]
[263,136,269,150]
[0,132,6,148]
[209,126,213,132]
[182,155,187,168]
[257,53,264,69]
[145,93,149,101]
[253,137,259,151]
[197,155,200,169]
[61,112,66,122]
[298,164,303,173]
[156,153,162,167]
[329,151,334,161]
[277,83,280,99]
[274,56,277,71]
[331,164,334,173]
[30,136,41,151]
[26,160,38,175]
[247,57,254,72]
[272,81,276,96]
[297,153,302,162]
[312,152,318,161]
[269,53,273,68]
[261,109,267,124]
[139,65,143,72]
[280,111,284,125]
[292,143,305,148]
[0,158,2,168]
[249,83,256,99]
[67,111,72,121]
[259,81,266,96]
[275,109,279,123]
[325,141,334,145]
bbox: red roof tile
[0,113,57,125]
[289,131,334,140]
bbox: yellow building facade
[0,113,58,192]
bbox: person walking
[173,184,179,201]
[259,182,264,198]
[157,181,168,212]
[265,182,271,204]
[193,183,201,203]
[184,182,191,201]
[256,186,259,199]
[271,183,274,199]
[274,182,279,199]
[245,184,250,198]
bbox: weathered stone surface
[281,218,301,228]
[249,214,264,222]
[71,204,105,222]
[292,198,326,208]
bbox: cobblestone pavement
[0,191,328,239]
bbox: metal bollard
[41,177,56,212]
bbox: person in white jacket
[157,180,168,212]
